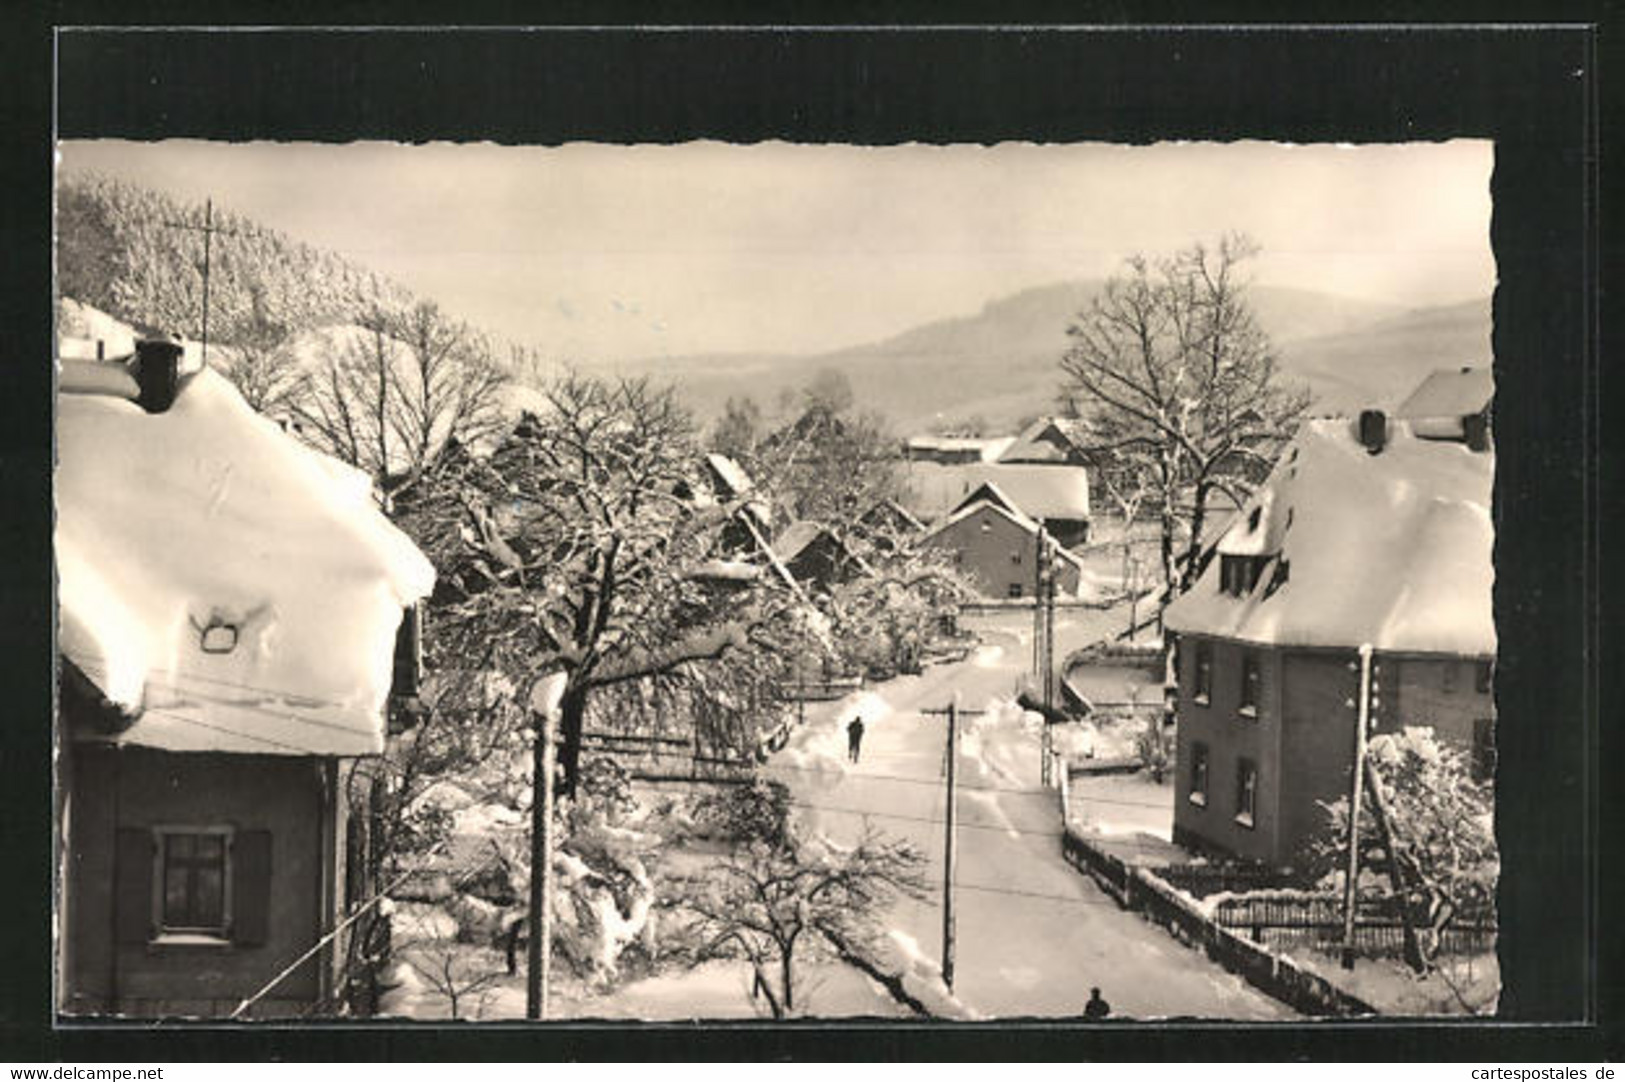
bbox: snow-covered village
[52,140,1499,1023]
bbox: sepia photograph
[52,136,1502,1024]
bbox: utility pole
[922,697,984,993]
[163,197,238,365]
[1341,644,1374,970]
[527,672,569,1019]
[1034,523,1057,787]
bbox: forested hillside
[56,172,414,344]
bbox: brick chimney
[132,338,183,413]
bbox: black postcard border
[2,10,1611,1063]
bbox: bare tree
[1060,234,1310,608]
[293,303,511,482]
[683,824,928,1018]
[215,285,305,417]
[402,939,507,1020]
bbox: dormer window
[1219,554,1270,597]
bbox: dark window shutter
[231,830,273,947]
[114,828,154,944]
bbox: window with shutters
[116,826,272,947]
[151,827,233,940]
[158,829,231,936]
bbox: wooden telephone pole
[1033,524,1057,786]
[164,197,239,364]
[922,697,984,993]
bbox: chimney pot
[1358,409,1388,455]
[133,338,183,413]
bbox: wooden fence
[1210,892,1497,959]
[1060,827,1376,1017]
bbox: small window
[1476,660,1494,695]
[1188,742,1209,807]
[1011,550,1022,565]
[1239,651,1262,717]
[1235,758,1258,827]
[156,828,232,938]
[1442,662,1459,693]
[1193,640,1213,705]
[1006,582,1024,599]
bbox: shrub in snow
[677,823,928,1019]
[1314,726,1497,970]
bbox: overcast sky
[58,139,1493,361]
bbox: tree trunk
[781,945,795,1015]
[1179,479,1212,593]
[556,684,589,799]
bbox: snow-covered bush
[1315,726,1497,967]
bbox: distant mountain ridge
[584,280,1489,433]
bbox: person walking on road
[846,715,865,763]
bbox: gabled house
[1162,406,1494,869]
[773,521,871,592]
[853,497,926,554]
[996,416,1092,466]
[57,341,434,1017]
[1395,365,1494,448]
[919,490,1085,600]
[903,462,1092,549]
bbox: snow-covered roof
[997,417,1091,464]
[57,366,435,756]
[1164,418,1494,656]
[774,520,832,563]
[703,452,770,523]
[927,465,1092,525]
[919,497,1086,573]
[904,435,1016,462]
[1395,366,1493,421]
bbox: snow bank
[58,366,434,755]
[1165,419,1494,655]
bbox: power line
[763,759,1052,799]
[786,797,1062,839]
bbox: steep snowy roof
[905,461,1091,524]
[1164,419,1494,656]
[1395,366,1493,421]
[57,366,435,756]
[997,417,1092,464]
[703,452,770,524]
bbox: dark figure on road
[1083,986,1111,1020]
[847,715,865,763]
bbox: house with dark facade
[773,520,872,592]
[57,341,434,1017]
[903,461,1092,550]
[919,484,1085,600]
[1162,406,1494,869]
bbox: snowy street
[764,613,1293,1020]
